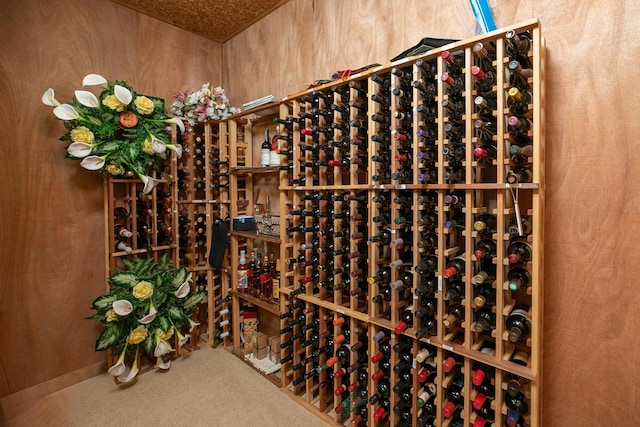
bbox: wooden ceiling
[110,0,290,43]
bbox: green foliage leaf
[95,326,120,351]
[109,272,138,288]
[182,290,206,311]
[91,294,119,312]
[171,267,188,288]
[142,334,154,354]
[157,316,171,333]
[167,306,184,321]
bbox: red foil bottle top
[442,50,454,64]
[473,392,487,410]
[443,266,458,278]
[472,368,487,386]
[348,381,360,393]
[474,147,488,157]
[371,369,385,381]
[441,72,455,86]
[474,248,488,259]
[333,316,345,326]
[334,385,347,396]
[373,406,387,421]
[394,321,408,335]
[300,128,313,135]
[326,356,338,367]
[442,400,457,418]
[300,276,313,284]
[471,65,485,80]
[395,154,409,162]
[334,368,347,378]
[418,367,431,382]
[394,132,408,141]
[474,416,487,427]
[443,356,456,373]
[371,351,384,363]
[508,253,522,264]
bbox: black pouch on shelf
[390,37,459,62]
[208,218,229,268]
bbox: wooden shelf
[231,289,280,315]
[230,166,280,175]
[229,346,281,387]
[229,230,281,244]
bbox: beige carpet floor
[6,347,330,427]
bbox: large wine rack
[207,19,543,427]
[273,19,545,427]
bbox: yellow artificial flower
[132,281,154,301]
[105,163,124,176]
[105,309,118,322]
[156,327,174,341]
[134,96,154,115]
[128,325,148,345]
[141,138,154,155]
[102,94,125,111]
[70,126,95,144]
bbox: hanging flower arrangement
[170,83,239,126]
[87,255,205,384]
[42,74,186,194]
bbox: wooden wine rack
[176,121,232,348]
[104,122,185,374]
[210,19,544,427]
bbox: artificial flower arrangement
[170,82,239,126]
[42,74,185,194]
[87,255,205,383]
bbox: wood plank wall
[224,0,640,425]
[0,0,223,418]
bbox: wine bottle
[261,129,270,167]
[506,304,531,342]
[473,307,496,332]
[114,224,133,238]
[442,376,464,418]
[237,250,249,292]
[507,87,532,117]
[114,238,133,254]
[507,266,531,291]
[443,255,466,279]
[443,304,464,328]
[506,239,532,264]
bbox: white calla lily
[178,333,190,348]
[165,117,185,134]
[154,339,173,357]
[166,144,183,159]
[53,104,80,120]
[155,357,171,370]
[82,73,108,87]
[75,90,100,108]
[80,155,106,171]
[151,137,167,154]
[42,88,60,106]
[139,174,159,195]
[117,349,139,383]
[112,299,133,316]
[188,318,200,333]
[138,302,158,325]
[107,348,127,377]
[66,142,93,158]
[175,281,191,298]
[114,84,132,105]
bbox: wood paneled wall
[224,0,640,425]
[2,0,640,425]
[0,0,222,417]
